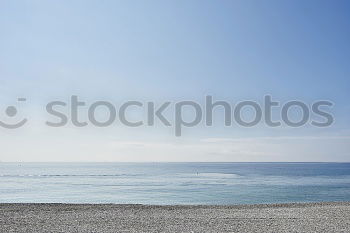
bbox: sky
[0,0,350,162]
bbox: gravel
[1,202,350,233]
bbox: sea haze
[1,163,350,205]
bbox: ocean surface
[1,163,350,205]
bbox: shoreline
[1,202,349,232]
[1,200,349,207]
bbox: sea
[1,162,350,205]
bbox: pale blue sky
[0,0,349,161]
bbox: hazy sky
[0,0,350,162]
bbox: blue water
[1,163,350,205]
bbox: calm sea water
[1,163,350,205]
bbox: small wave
[177,172,241,179]
[0,174,142,178]
[197,173,241,178]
